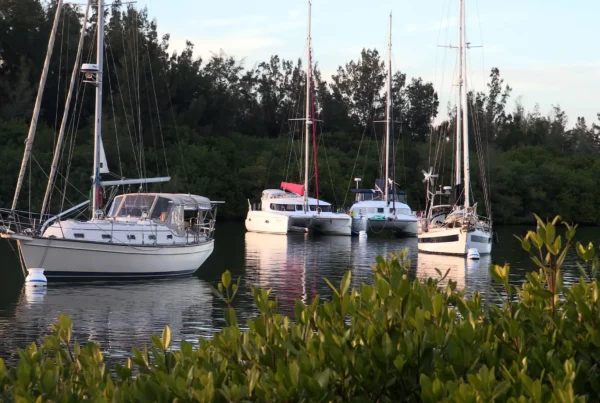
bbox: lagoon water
[0,222,597,364]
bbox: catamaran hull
[311,216,352,236]
[417,227,492,255]
[3,234,214,278]
[352,217,418,236]
[245,211,351,236]
[245,211,306,235]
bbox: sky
[137,0,600,128]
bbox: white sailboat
[0,0,220,279]
[418,0,492,256]
[245,1,352,236]
[349,14,418,237]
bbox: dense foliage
[0,215,599,401]
[1,1,599,223]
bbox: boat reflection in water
[244,233,353,315]
[416,253,492,298]
[0,278,214,363]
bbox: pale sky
[138,0,600,128]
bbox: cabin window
[167,235,173,240]
[309,205,316,211]
[118,195,156,218]
[148,235,156,240]
[377,208,384,213]
[151,197,173,222]
[107,196,124,217]
[127,234,136,240]
[101,234,111,240]
[295,205,303,211]
[284,204,295,212]
[320,206,332,212]
[74,233,85,239]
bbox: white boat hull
[245,210,351,236]
[311,214,352,236]
[417,227,492,255]
[351,216,418,236]
[4,234,214,278]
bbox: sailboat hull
[417,227,492,255]
[4,234,214,278]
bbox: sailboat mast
[41,0,91,218]
[303,1,311,212]
[384,13,392,205]
[92,0,104,215]
[460,0,470,208]
[455,0,462,192]
[11,0,63,212]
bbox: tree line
[1,0,599,224]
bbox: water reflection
[244,233,354,314]
[416,253,493,298]
[0,278,214,363]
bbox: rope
[146,47,170,177]
[342,124,368,208]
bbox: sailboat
[245,1,352,236]
[0,0,220,278]
[349,14,418,237]
[417,0,492,256]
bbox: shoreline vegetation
[1,1,600,225]
[1,215,599,401]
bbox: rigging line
[134,9,146,186]
[120,7,141,178]
[316,124,337,207]
[342,123,368,208]
[58,30,95,212]
[160,58,189,193]
[141,49,161,187]
[361,125,377,181]
[105,43,123,177]
[31,154,81,210]
[146,45,169,177]
[106,39,141,176]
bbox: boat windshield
[150,197,173,222]
[111,195,156,218]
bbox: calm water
[0,222,597,364]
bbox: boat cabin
[351,188,408,204]
[107,193,214,233]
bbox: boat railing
[0,208,48,235]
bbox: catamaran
[0,0,220,279]
[418,0,493,257]
[349,14,418,237]
[245,1,352,236]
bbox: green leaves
[2,228,600,402]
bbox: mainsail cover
[280,182,304,196]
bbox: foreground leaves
[0,215,598,401]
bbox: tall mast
[11,0,63,211]
[455,0,462,192]
[92,0,104,216]
[384,13,392,206]
[303,1,311,212]
[460,0,470,208]
[41,0,91,218]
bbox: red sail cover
[281,182,304,196]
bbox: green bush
[1,215,599,401]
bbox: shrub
[0,215,598,401]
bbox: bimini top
[119,193,214,210]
